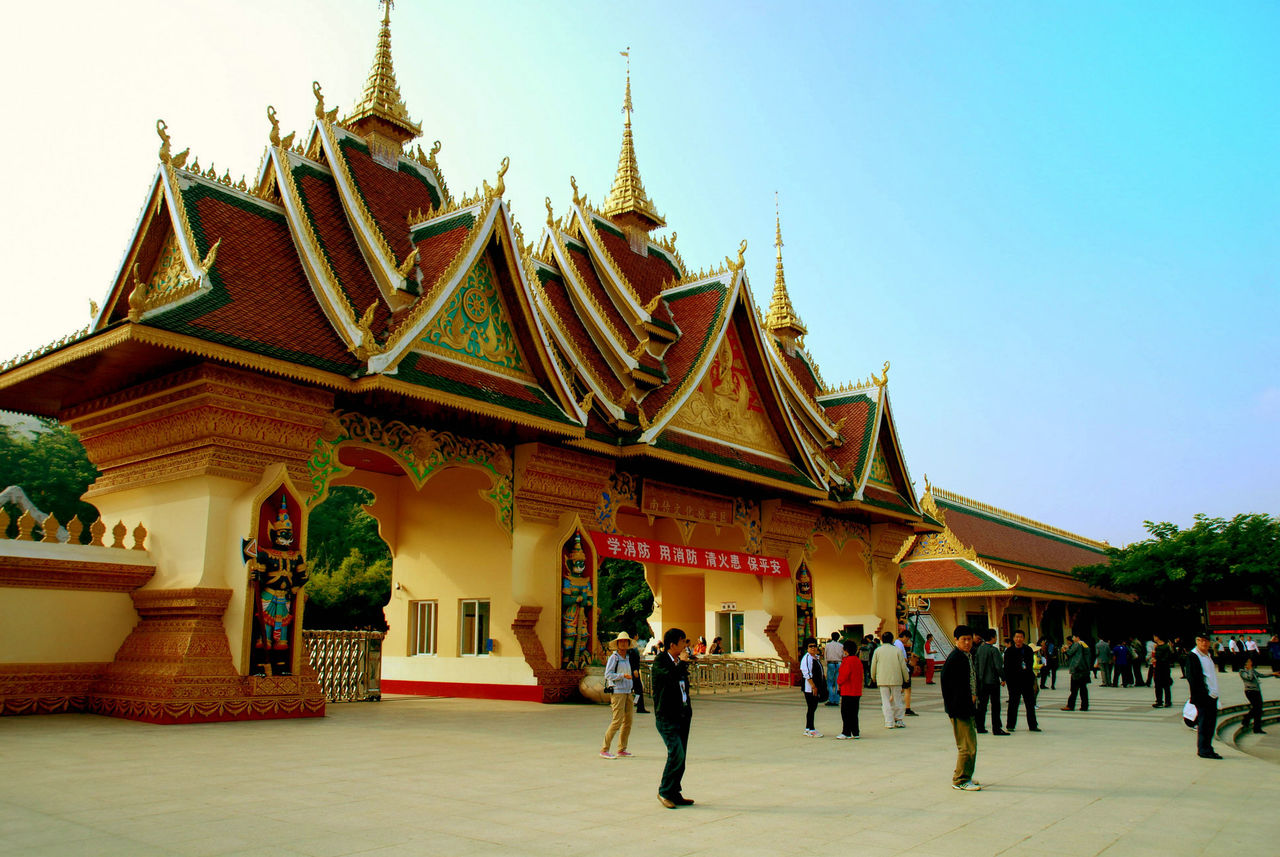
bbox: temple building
[897,484,1120,651]
[0,5,1108,721]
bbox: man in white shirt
[1186,632,1222,759]
[823,632,845,706]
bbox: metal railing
[638,656,791,696]
[302,630,384,702]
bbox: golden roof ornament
[344,1,422,145]
[764,193,807,344]
[602,49,665,231]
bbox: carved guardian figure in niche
[795,563,816,653]
[560,533,594,670]
[243,492,309,676]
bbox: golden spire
[344,1,422,146]
[765,193,807,343]
[602,49,665,231]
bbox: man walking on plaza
[1186,632,1222,759]
[974,628,1009,735]
[823,631,844,706]
[651,627,695,807]
[1061,635,1091,711]
[871,631,910,728]
[1095,635,1114,686]
[942,625,981,790]
[1004,630,1041,732]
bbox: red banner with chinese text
[1206,600,1269,630]
[589,531,789,577]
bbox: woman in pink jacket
[835,639,864,739]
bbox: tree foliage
[0,420,99,539]
[1075,513,1280,624]
[596,558,654,644]
[303,486,392,630]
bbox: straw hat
[613,632,633,646]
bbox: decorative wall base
[381,679,543,703]
[510,604,588,702]
[0,662,106,716]
[88,587,324,724]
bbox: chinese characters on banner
[588,531,789,577]
[1205,600,1269,630]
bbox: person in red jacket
[835,638,864,739]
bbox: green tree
[303,486,392,629]
[0,420,99,539]
[1075,513,1280,631]
[596,558,654,644]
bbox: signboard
[641,480,735,527]
[1205,600,1269,631]
[589,531,789,577]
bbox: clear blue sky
[1,1,1276,546]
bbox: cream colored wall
[380,466,535,687]
[929,600,959,639]
[807,535,878,636]
[1,588,138,662]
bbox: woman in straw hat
[601,632,636,759]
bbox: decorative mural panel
[733,496,762,555]
[795,562,816,653]
[595,471,638,534]
[867,446,894,488]
[560,531,594,670]
[668,326,787,455]
[307,411,513,532]
[420,254,526,373]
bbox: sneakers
[599,750,617,760]
[894,720,906,728]
[835,733,852,740]
[905,708,918,716]
[804,729,824,738]
[883,723,896,729]
[616,750,633,757]
[952,781,982,791]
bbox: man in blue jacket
[942,625,981,791]
[651,627,695,807]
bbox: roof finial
[602,48,666,231]
[764,192,807,343]
[344,0,422,146]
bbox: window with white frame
[460,599,490,656]
[410,600,437,656]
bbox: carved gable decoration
[867,446,894,489]
[419,252,528,375]
[669,325,787,456]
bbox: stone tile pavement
[2,673,1278,857]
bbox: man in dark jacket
[651,627,695,807]
[1003,629,1040,732]
[942,624,981,791]
[974,628,1009,735]
[1185,632,1222,759]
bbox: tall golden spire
[345,1,421,148]
[602,49,665,231]
[765,193,807,345]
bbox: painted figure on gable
[795,563,816,652]
[243,491,309,676]
[560,532,594,670]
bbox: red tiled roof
[294,165,392,334]
[937,501,1107,573]
[337,139,440,263]
[778,346,822,398]
[991,564,1125,601]
[590,219,682,304]
[863,485,916,516]
[821,395,876,481]
[147,182,357,371]
[656,429,816,487]
[564,243,640,350]
[900,559,1004,593]
[396,352,569,423]
[538,271,627,402]
[410,213,475,296]
[639,284,728,418]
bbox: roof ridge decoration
[601,50,665,230]
[931,487,1110,549]
[764,194,807,343]
[344,1,422,146]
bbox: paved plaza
[2,675,1278,857]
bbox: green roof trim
[651,434,818,489]
[394,359,574,425]
[410,211,476,242]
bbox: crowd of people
[596,625,1279,805]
